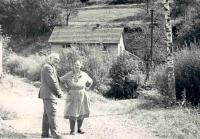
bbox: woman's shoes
[70,131,75,135]
[77,129,85,134]
[70,130,85,135]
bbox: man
[39,53,62,139]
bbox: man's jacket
[39,63,61,99]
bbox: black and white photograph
[0,0,200,139]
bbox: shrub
[0,120,25,138]
[58,44,113,90]
[153,45,200,105]
[0,106,17,120]
[5,44,113,89]
[5,53,46,81]
[105,53,142,99]
[174,47,200,105]
[152,64,168,96]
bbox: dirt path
[2,96,161,139]
[5,115,161,139]
[1,76,162,139]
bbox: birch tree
[163,0,176,102]
[0,25,3,77]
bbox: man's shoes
[57,135,63,139]
[41,135,51,138]
[77,129,85,134]
[70,131,75,135]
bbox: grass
[125,90,200,139]
[71,5,145,23]
[0,106,17,120]
[0,122,26,139]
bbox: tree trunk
[0,25,3,77]
[163,0,176,103]
[66,15,69,26]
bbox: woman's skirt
[64,89,90,120]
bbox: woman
[60,60,93,135]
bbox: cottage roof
[48,26,124,44]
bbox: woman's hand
[85,87,90,91]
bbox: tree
[57,0,83,26]
[172,0,198,18]
[163,0,176,103]
[0,25,2,77]
[80,0,89,3]
[0,0,60,37]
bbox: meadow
[71,4,145,23]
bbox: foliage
[5,53,46,81]
[152,64,168,97]
[58,44,113,90]
[171,0,198,18]
[0,106,17,120]
[153,45,200,106]
[171,0,200,46]
[123,1,167,66]
[174,46,200,106]
[105,53,141,99]
[175,17,200,47]
[0,121,25,139]
[0,0,61,37]
[57,0,84,26]
[129,91,200,139]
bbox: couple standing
[38,53,93,139]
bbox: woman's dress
[60,71,93,120]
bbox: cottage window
[62,44,71,48]
[102,45,107,51]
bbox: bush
[0,106,17,120]
[153,46,200,105]
[5,45,113,89]
[5,53,46,81]
[58,44,113,90]
[105,53,142,99]
[0,120,25,138]
[171,0,200,46]
[152,64,168,96]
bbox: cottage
[48,25,125,58]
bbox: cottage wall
[118,34,125,55]
[50,43,71,54]
[51,43,119,59]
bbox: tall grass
[0,121,25,138]
[5,53,46,81]
[0,106,17,120]
[128,90,200,139]
[153,44,200,105]
[5,44,113,91]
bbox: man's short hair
[46,53,60,63]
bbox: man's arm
[44,66,62,97]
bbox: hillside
[70,3,145,24]
[17,3,147,57]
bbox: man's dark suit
[39,63,62,139]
